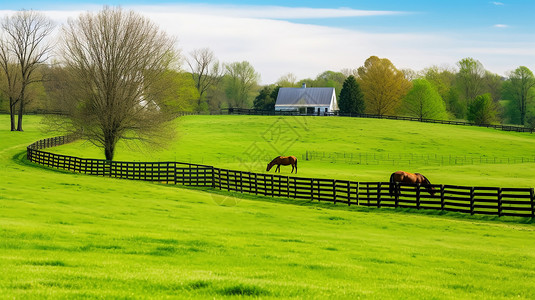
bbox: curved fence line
[27,136,535,218]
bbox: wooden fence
[225,108,533,133]
[27,136,535,218]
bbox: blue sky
[2,0,534,83]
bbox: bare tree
[0,10,54,131]
[186,48,223,111]
[59,7,178,160]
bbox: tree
[186,48,223,112]
[276,73,299,87]
[423,65,458,117]
[253,85,275,111]
[338,75,364,114]
[467,93,498,125]
[401,79,448,120]
[357,56,411,116]
[149,70,199,114]
[59,7,178,161]
[224,61,260,108]
[504,66,535,125]
[455,58,486,110]
[0,10,54,131]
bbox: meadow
[1,114,535,299]
[49,114,535,187]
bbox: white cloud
[491,2,505,6]
[493,24,509,28]
[133,4,405,20]
[2,4,534,84]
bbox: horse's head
[266,162,273,171]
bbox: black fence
[224,108,533,133]
[27,136,535,218]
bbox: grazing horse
[266,156,298,174]
[389,171,435,196]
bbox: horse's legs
[276,164,280,172]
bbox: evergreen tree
[253,86,275,111]
[338,75,364,114]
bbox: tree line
[1,7,534,160]
[255,56,535,129]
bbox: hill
[49,114,535,187]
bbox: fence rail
[225,108,534,133]
[27,136,535,218]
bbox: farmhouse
[275,83,338,115]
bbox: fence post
[347,181,351,206]
[530,188,534,219]
[210,167,215,188]
[394,183,399,208]
[416,184,421,209]
[356,182,360,206]
[440,185,445,211]
[239,171,243,193]
[377,182,382,208]
[498,188,502,217]
[470,187,475,215]
[333,180,337,205]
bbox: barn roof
[275,87,335,107]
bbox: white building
[275,83,338,115]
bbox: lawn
[1,114,535,299]
[49,114,535,187]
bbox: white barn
[275,84,338,115]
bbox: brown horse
[389,171,435,196]
[266,156,298,173]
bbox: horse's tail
[389,173,396,196]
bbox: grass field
[1,115,535,299]
[49,114,535,187]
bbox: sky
[1,0,534,84]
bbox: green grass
[1,114,535,299]
[49,115,535,187]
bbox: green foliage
[455,57,486,104]
[151,70,199,113]
[502,66,535,125]
[338,75,364,114]
[401,78,448,120]
[357,56,411,116]
[467,93,499,125]
[224,61,260,108]
[253,86,275,111]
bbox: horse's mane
[421,174,431,185]
[268,156,280,165]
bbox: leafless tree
[59,7,178,160]
[0,10,54,131]
[186,48,223,111]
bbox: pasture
[49,114,535,187]
[1,114,535,299]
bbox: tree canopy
[357,56,411,116]
[467,93,498,125]
[59,7,178,160]
[401,78,448,120]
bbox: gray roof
[275,87,335,106]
